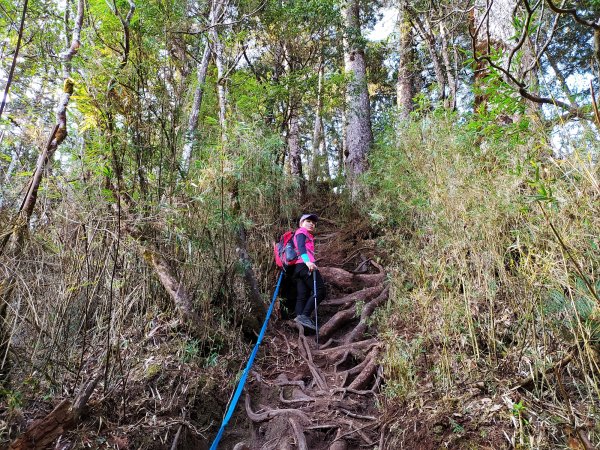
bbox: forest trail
[220,220,389,449]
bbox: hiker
[290,213,326,330]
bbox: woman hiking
[291,213,326,330]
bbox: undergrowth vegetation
[368,112,600,447]
[0,120,299,446]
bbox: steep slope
[219,220,389,449]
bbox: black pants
[279,273,297,319]
[292,264,326,317]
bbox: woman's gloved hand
[306,261,318,273]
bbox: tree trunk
[3,143,21,186]
[545,53,578,109]
[288,106,306,196]
[311,59,330,180]
[140,244,211,339]
[342,0,372,197]
[412,14,446,103]
[181,40,211,173]
[396,3,415,119]
[338,105,347,180]
[0,0,29,122]
[209,0,228,140]
[439,22,457,110]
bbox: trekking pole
[313,270,319,349]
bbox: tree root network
[235,258,389,449]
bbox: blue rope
[209,270,285,450]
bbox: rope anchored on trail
[209,270,284,450]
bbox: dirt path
[225,226,389,449]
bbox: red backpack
[274,231,298,270]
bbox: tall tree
[472,0,517,111]
[0,0,28,122]
[311,57,331,180]
[181,39,211,174]
[469,0,591,120]
[342,0,372,196]
[397,1,416,118]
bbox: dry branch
[9,375,100,450]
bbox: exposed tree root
[244,394,310,424]
[345,286,390,343]
[348,348,380,390]
[321,286,389,344]
[314,338,377,358]
[234,242,388,449]
[322,285,384,306]
[319,267,385,291]
[289,417,308,450]
[319,307,356,341]
[279,388,315,404]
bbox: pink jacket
[293,227,315,264]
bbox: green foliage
[181,339,200,363]
[366,114,429,230]
[545,279,600,344]
[0,389,23,410]
[450,418,465,434]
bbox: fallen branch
[10,374,101,450]
[513,351,574,390]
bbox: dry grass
[369,113,600,448]
[0,122,299,447]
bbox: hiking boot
[294,315,316,330]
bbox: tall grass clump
[368,111,600,447]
